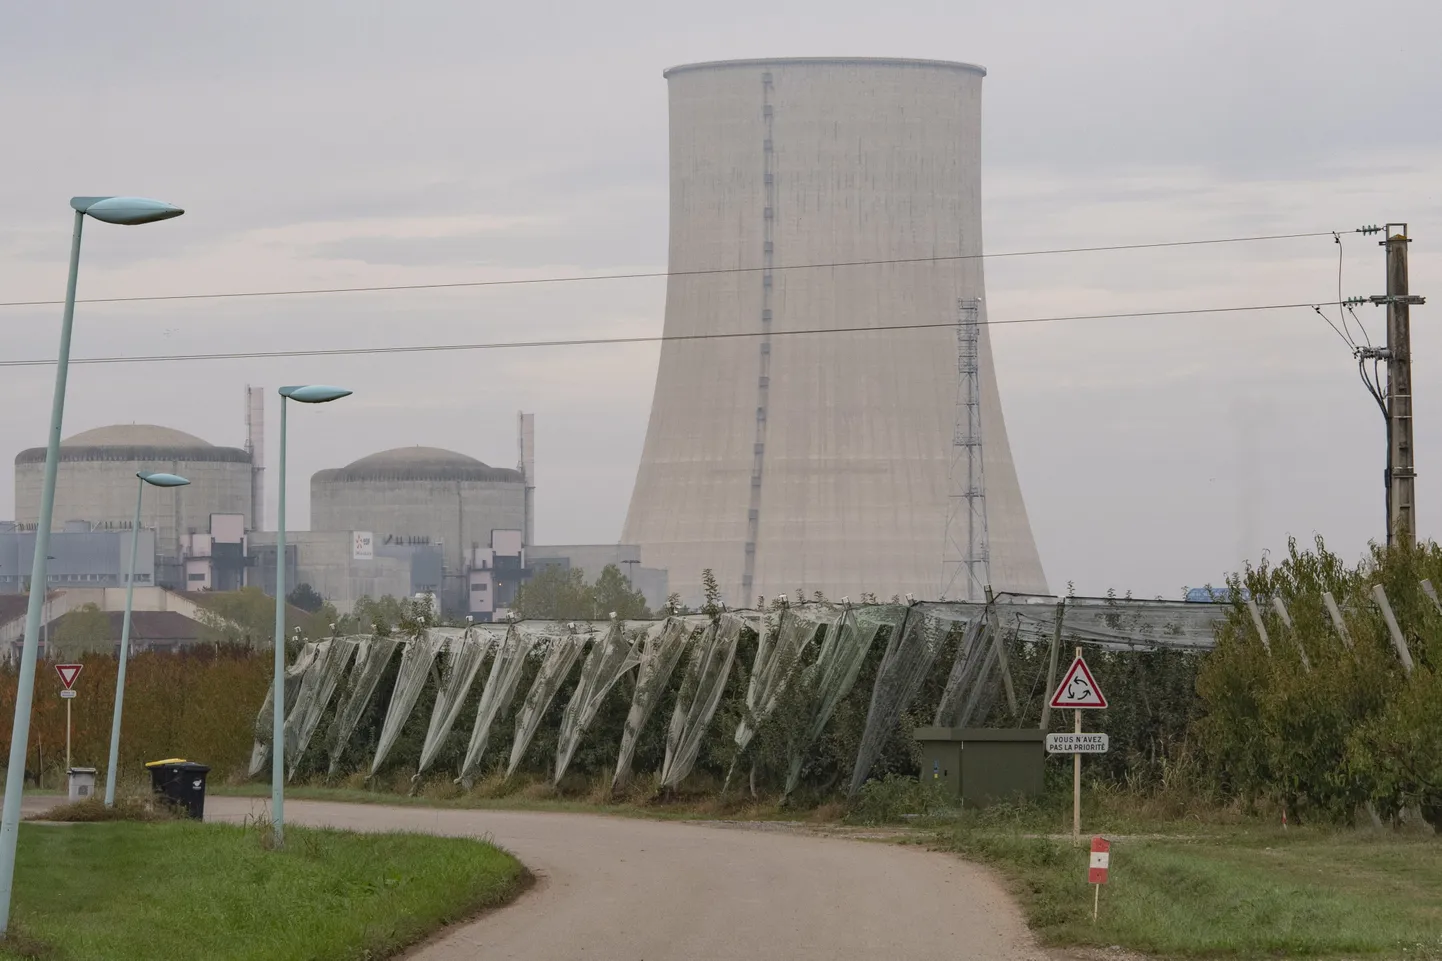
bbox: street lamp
[0,196,183,935]
[271,384,350,848]
[104,471,189,807]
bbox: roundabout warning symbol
[1048,655,1107,709]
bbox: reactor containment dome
[622,57,1048,606]
[311,446,526,575]
[14,424,253,562]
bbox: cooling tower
[622,57,1048,606]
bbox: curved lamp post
[0,196,183,935]
[271,385,350,848]
[104,471,189,807]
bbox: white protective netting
[368,630,445,777]
[415,626,500,776]
[734,606,841,758]
[611,616,696,792]
[247,641,321,778]
[847,606,975,796]
[326,635,399,776]
[553,621,644,784]
[783,605,899,797]
[456,624,534,784]
[659,612,751,790]
[932,617,990,728]
[988,594,1225,651]
[253,593,1228,791]
[505,624,588,778]
[285,636,362,781]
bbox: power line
[0,300,1341,369]
[0,230,1341,309]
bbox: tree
[338,595,414,636]
[195,587,308,649]
[511,564,652,621]
[592,564,651,619]
[287,583,326,613]
[511,566,594,620]
[49,603,112,660]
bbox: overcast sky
[2,1,1439,598]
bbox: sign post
[1048,648,1107,840]
[55,664,82,772]
[1089,835,1111,921]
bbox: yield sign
[1049,655,1106,709]
[55,664,83,690]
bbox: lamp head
[137,471,190,488]
[279,384,352,404]
[71,196,184,226]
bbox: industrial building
[13,424,253,589]
[623,57,1049,606]
[8,400,669,622]
[0,522,155,592]
[309,445,528,615]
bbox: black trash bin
[145,758,210,820]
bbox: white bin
[67,767,97,802]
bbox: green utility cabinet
[913,728,1045,808]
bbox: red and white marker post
[1089,835,1110,921]
[55,664,82,772]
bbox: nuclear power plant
[623,57,1049,606]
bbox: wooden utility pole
[1386,228,1415,544]
[1352,224,1423,545]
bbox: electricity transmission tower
[942,298,989,600]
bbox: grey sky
[1,1,1438,597]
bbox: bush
[845,774,947,824]
[1194,536,1442,825]
[31,795,175,823]
[0,647,269,786]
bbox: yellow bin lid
[145,757,187,768]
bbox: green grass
[945,822,1442,959]
[0,820,526,961]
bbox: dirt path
[207,797,1043,961]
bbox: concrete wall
[15,458,251,562]
[248,530,413,615]
[311,478,526,575]
[623,58,1049,606]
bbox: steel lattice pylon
[942,298,989,601]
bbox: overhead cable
[0,300,1346,369]
[0,230,1342,309]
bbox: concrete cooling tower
[622,57,1048,607]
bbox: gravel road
[207,797,1043,961]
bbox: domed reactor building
[623,57,1049,606]
[311,447,527,613]
[14,424,253,582]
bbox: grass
[27,795,174,823]
[939,800,1442,959]
[0,819,526,961]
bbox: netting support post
[1039,599,1065,731]
[984,588,1018,717]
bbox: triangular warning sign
[55,664,82,690]
[1048,655,1106,709]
